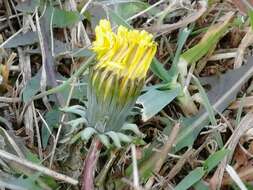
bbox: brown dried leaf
[231,0,253,15]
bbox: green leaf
[42,109,60,148]
[52,8,83,28]
[108,8,132,28]
[0,174,43,190]
[121,123,144,137]
[98,134,110,148]
[203,149,230,173]
[66,118,87,128]
[175,167,205,190]
[81,127,97,141]
[192,75,216,126]
[150,58,171,82]
[167,26,193,83]
[25,150,41,164]
[15,0,40,13]
[22,73,41,103]
[116,1,159,19]
[173,27,193,65]
[175,59,253,152]
[137,88,179,121]
[193,180,209,190]
[40,175,58,189]
[192,75,223,148]
[179,12,234,77]
[236,94,246,126]
[3,32,38,48]
[60,105,86,117]
[248,10,253,30]
[117,2,147,19]
[106,131,121,148]
[180,13,232,64]
[117,133,132,143]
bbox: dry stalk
[234,28,253,69]
[210,112,253,190]
[145,123,180,189]
[49,77,76,167]
[145,0,207,36]
[18,48,34,143]
[0,149,78,185]
[165,148,194,181]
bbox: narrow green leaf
[52,8,83,28]
[193,180,209,190]
[175,167,205,190]
[248,10,253,30]
[66,118,87,128]
[192,75,216,125]
[3,32,38,48]
[236,94,246,126]
[181,12,233,64]
[121,123,144,137]
[150,58,171,82]
[179,12,234,77]
[60,105,86,117]
[22,73,41,103]
[192,75,223,148]
[117,133,132,143]
[164,26,193,84]
[116,1,158,19]
[203,149,230,173]
[15,0,39,13]
[98,134,110,148]
[106,131,121,148]
[81,127,97,141]
[175,58,253,152]
[42,109,60,148]
[108,8,131,28]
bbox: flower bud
[87,20,157,132]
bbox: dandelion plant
[81,20,157,190]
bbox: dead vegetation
[1,0,253,190]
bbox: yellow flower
[93,20,156,79]
[87,20,157,132]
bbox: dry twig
[210,112,253,190]
[0,149,78,185]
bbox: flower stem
[177,89,198,116]
[81,138,102,190]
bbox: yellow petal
[92,19,157,81]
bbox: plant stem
[81,138,103,190]
[96,150,118,187]
[177,89,198,116]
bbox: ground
[0,0,253,190]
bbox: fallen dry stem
[210,112,253,190]
[0,149,78,185]
[145,0,207,36]
[165,148,194,181]
[49,77,76,168]
[145,123,180,189]
[223,166,253,185]
[234,28,253,68]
